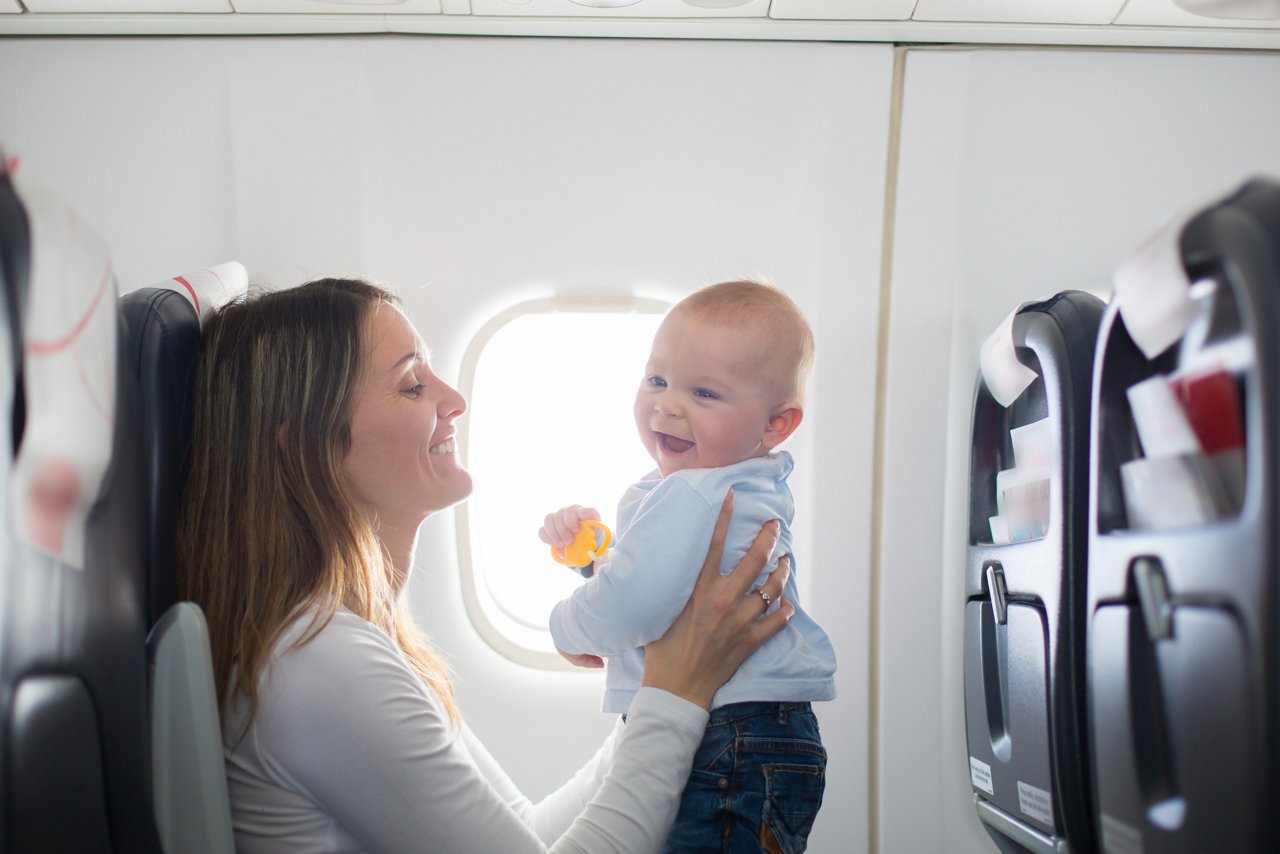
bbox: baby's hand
[538,505,601,550]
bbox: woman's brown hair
[177,277,458,729]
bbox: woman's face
[343,303,472,525]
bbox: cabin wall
[0,36,890,853]
[4,33,1280,854]
[883,46,1280,854]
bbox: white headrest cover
[9,170,116,568]
[152,262,248,326]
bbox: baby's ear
[762,406,803,451]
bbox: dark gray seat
[0,166,162,853]
[122,270,244,854]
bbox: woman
[178,277,794,852]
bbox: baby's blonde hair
[672,279,815,406]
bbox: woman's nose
[439,380,467,419]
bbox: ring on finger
[755,589,771,612]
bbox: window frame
[455,294,671,669]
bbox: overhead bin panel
[471,0,768,16]
[231,0,441,11]
[769,0,917,19]
[913,0,1123,24]
[0,0,22,13]
[22,0,230,10]
[1117,0,1280,26]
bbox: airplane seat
[120,265,246,854]
[0,158,27,852]
[0,167,163,852]
[120,266,245,628]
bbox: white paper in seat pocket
[980,303,1039,407]
[1113,207,1198,360]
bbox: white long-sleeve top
[222,608,708,853]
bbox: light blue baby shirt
[549,451,837,714]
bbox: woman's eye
[404,383,425,397]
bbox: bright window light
[457,298,667,668]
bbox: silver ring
[756,589,771,611]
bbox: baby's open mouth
[659,433,693,454]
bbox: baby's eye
[693,388,719,400]
[646,375,667,389]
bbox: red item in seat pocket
[1171,368,1244,454]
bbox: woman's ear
[277,423,288,451]
[762,406,803,451]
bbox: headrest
[147,263,248,326]
[8,169,116,568]
[118,262,246,626]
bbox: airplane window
[457,298,667,667]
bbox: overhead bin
[1117,0,1280,26]
[230,0,442,12]
[964,291,1105,854]
[21,0,231,10]
[912,0,1122,25]
[769,0,916,19]
[471,0,768,16]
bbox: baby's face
[633,311,781,477]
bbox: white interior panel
[0,35,889,853]
[1117,0,1280,25]
[22,0,229,9]
[472,0,768,15]
[884,45,1280,854]
[913,0,1122,24]
[231,0,441,12]
[1173,0,1280,18]
[0,0,23,12]
[769,0,917,19]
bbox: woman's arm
[250,624,711,853]
[242,494,790,852]
[460,714,619,844]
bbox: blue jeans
[663,701,827,854]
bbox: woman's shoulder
[262,609,420,705]
[276,607,397,661]
[252,608,448,738]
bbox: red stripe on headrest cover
[174,275,201,316]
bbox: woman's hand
[641,490,794,710]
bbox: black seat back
[0,169,162,853]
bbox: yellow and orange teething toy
[551,519,613,569]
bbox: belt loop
[777,704,787,725]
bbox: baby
[540,279,836,853]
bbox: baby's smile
[658,433,694,454]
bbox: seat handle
[985,564,1008,626]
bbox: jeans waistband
[707,700,812,725]
[621,700,813,726]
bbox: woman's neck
[374,517,420,596]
